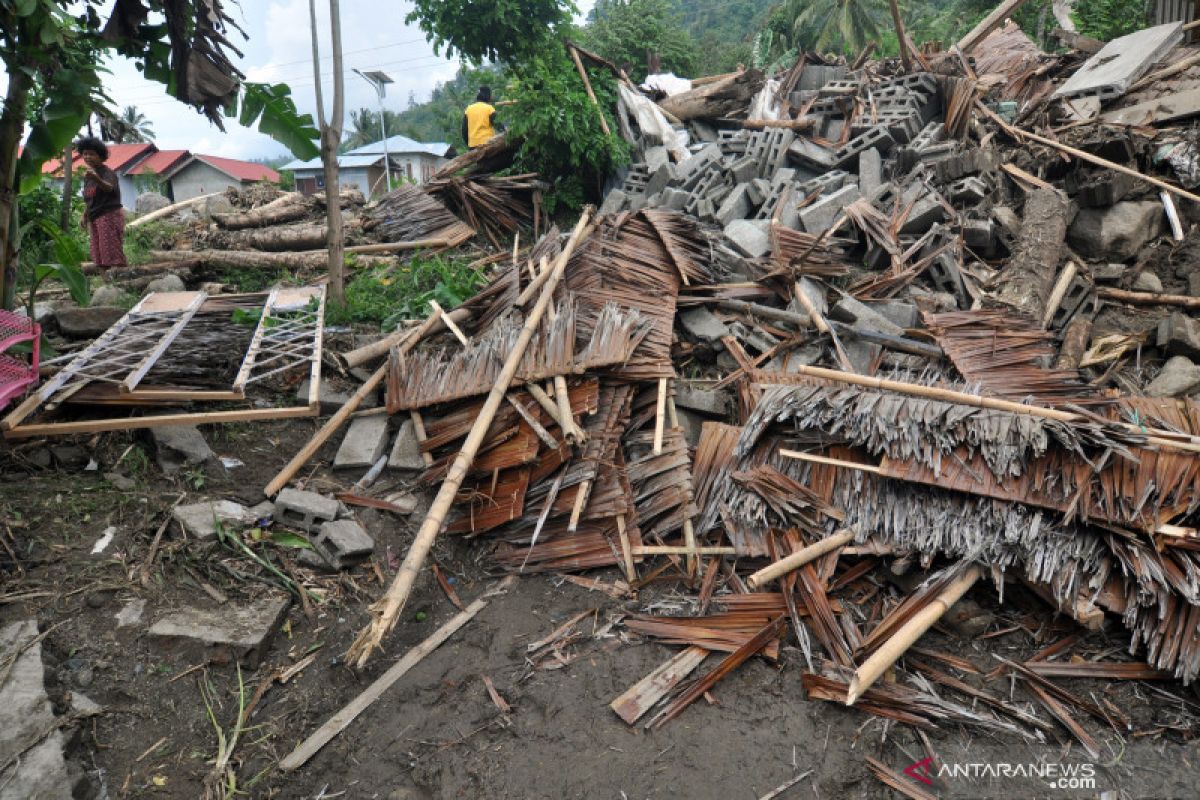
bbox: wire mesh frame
[234,286,326,398]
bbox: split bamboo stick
[346,211,594,668]
[525,381,570,430]
[1098,286,1200,309]
[264,308,444,497]
[1041,261,1078,328]
[616,515,636,581]
[746,530,856,590]
[410,410,435,467]
[846,564,982,705]
[653,377,668,455]
[554,374,586,442]
[430,299,469,346]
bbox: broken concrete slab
[1158,312,1200,359]
[859,148,883,196]
[799,184,860,234]
[296,377,380,413]
[388,418,427,471]
[53,305,125,339]
[150,425,215,474]
[0,621,79,800]
[274,488,339,532]
[333,414,389,469]
[1147,356,1200,397]
[829,296,905,337]
[314,519,375,569]
[1054,22,1183,101]
[147,595,291,667]
[723,219,771,257]
[674,384,731,417]
[1068,201,1164,261]
[679,307,732,343]
[173,499,251,540]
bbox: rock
[27,448,52,469]
[295,378,379,413]
[1157,312,1200,359]
[203,194,236,218]
[723,219,771,257]
[90,284,128,307]
[674,408,706,447]
[274,488,338,533]
[1132,271,1164,293]
[145,273,186,294]
[679,307,731,344]
[0,621,79,800]
[1093,263,1126,283]
[334,414,389,469]
[1147,356,1200,397]
[69,692,104,718]
[829,296,904,337]
[147,595,291,668]
[173,499,250,540]
[1190,272,1200,297]
[115,598,147,628]
[674,383,731,416]
[104,472,136,491]
[135,192,171,215]
[54,306,124,339]
[943,597,995,639]
[246,500,276,522]
[1067,200,1164,261]
[150,425,215,474]
[50,444,88,469]
[388,419,426,471]
[314,519,375,569]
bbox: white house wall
[168,161,243,201]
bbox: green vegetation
[325,254,487,331]
[13,181,89,318]
[1072,0,1150,42]
[406,0,576,63]
[581,0,697,82]
[124,220,184,266]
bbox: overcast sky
[93,0,594,161]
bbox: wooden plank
[120,292,207,393]
[610,646,708,724]
[3,405,316,439]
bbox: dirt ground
[3,410,1200,800]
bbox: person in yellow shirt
[462,86,502,149]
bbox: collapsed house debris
[15,6,1200,793]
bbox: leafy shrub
[124,220,183,266]
[325,254,486,331]
[1072,0,1150,42]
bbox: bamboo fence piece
[264,308,444,497]
[846,565,982,705]
[346,212,594,668]
[746,529,856,590]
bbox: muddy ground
[3,377,1200,800]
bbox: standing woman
[75,136,127,270]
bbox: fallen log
[658,69,765,122]
[1097,286,1200,309]
[991,188,1068,320]
[149,249,393,272]
[222,222,333,252]
[83,259,200,278]
[212,193,312,230]
[346,210,594,669]
[431,134,514,180]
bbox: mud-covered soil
[3,411,1200,800]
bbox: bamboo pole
[746,530,856,590]
[792,281,856,373]
[979,101,1200,207]
[741,118,816,130]
[340,307,470,369]
[129,192,221,227]
[429,299,469,345]
[763,364,1200,453]
[1098,286,1200,309]
[653,377,668,455]
[847,565,982,705]
[1041,261,1078,328]
[569,44,612,136]
[781,449,883,474]
[264,308,443,497]
[346,211,593,668]
[525,381,570,431]
[633,546,738,556]
[554,374,586,442]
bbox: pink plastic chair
[0,309,40,412]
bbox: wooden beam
[3,405,316,439]
[569,44,612,136]
[957,0,1034,54]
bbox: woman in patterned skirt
[76,136,127,270]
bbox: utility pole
[309,0,346,304]
[353,69,393,192]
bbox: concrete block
[1158,312,1200,359]
[834,126,895,166]
[747,178,771,206]
[728,155,757,183]
[296,378,380,413]
[948,176,989,204]
[389,418,427,471]
[871,300,920,330]
[859,148,883,196]
[829,296,904,337]
[962,218,996,253]
[333,414,389,469]
[274,488,338,532]
[661,188,690,210]
[151,425,214,475]
[1055,23,1183,101]
[724,219,772,257]
[788,138,837,169]
[174,499,251,540]
[674,384,731,417]
[679,307,732,344]
[314,519,375,569]
[898,185,949,235]
[1068,201,1164,261]
[715,184,752,226]
[643,146,669,172]
[676,143,722,180]
[843,338,883,374]
[800,185,861,234]
[598,189,627,215]
[798,170,849,197]
[147,595,291,668]
[645,163,676,197]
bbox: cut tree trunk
[990,188,1068,320]
[220,221,359,252]
[149,248,391,272]
[212,193,312,230]
[431,134,515,180]
[657,69,766,122]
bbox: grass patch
[214,266,301,293]
[326,253,487,332]
[124,221,184,266]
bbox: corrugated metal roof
[347,134,450,157]
[280,154,386,171]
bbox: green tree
[1071,0,1149,42]
[0,1,319,309]
[406,0,576,64]
[118,105,155,143]
[787,0,888,55]
[581,0,696,82]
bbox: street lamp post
[353,68,394,191]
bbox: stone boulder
[134,191,170,215]
[145,274,186,294]
[54,306,124,339]
[1147,356,1200,397]
[1067,201,1164,261]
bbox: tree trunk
[0,65,32,310]
[60,144,73,232]
[150,248,392,271]
[212,192,312,229]
[657,69,765,122]
[309,0,345,304]
[219,219,361,251]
